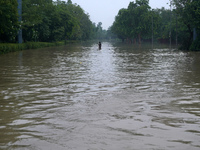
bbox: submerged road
[0,42,200,149]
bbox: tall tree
[111,0,153,43]
[130,0,151,43]
[111,9,130,41]
[0,0,19,42]
[173,0,200,50]
[0,0,101,43]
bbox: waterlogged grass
[0,41,66,55]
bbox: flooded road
[0,42,200,150]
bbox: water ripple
[0,42,200,149]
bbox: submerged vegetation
[0,0,199,53]
[0,42,66,55]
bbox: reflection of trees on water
[0,97,21,147]
[0,43,200,149]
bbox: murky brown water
[0,42,200,150]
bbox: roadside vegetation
[0,0,107,54]
[0,0,199,54]
[110,0,200,50]
[0,41,68,55]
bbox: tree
[79,13,93,40]
[0,0,19,42]
[0,0,102,43]
[22,0,46,41]
[96,22,103,39]
[111,8,131,41]
[154,8,172,43]
[111,0,152,43]
[173,0,200,50]
[131,0,151,43]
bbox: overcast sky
[70,0,170,30]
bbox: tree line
[0,0,106,43]
[1,0,199,50]
[110,0,200,50]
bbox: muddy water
[0,42,200,150]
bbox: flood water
[0,42,200,150]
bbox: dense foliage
[1,0,199,50]
[111,0,170,44]
[0,0,105,43]
[173,0,200,50]
[111,0,200,50]
[0,0,19,42]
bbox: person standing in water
[98,42,101,50]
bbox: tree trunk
[187,24,193,50]
[138,33,141,44]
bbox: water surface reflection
[0,42,200,149]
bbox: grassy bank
[0,41,76,55]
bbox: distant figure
[98,42,101,50]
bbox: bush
[0,41,66,55]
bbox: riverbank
[0,41,77,55]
